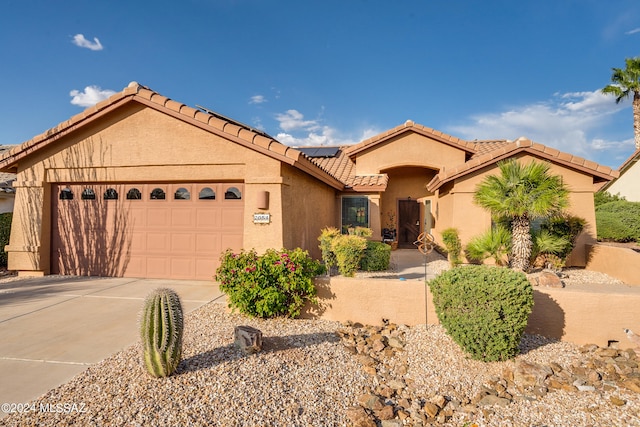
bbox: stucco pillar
[5,181,47,276]
[369,194,381,239]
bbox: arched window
[81,188,96,200]
[174,187,190,200]
[224,187,242,200]
[199,187,216,200]
[150,188,166,200]
[59,187,74,200]
[126,188,142,200]
[104,188,119,200]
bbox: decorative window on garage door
[225,187,242,199]
[59,187,74,200]
[199,187,216,200]
[81,188,96,200]
[150,188,166,200]
[127,188,142,200]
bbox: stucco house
[600,149,640,202]
[0,82,618,279]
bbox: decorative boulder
[234,325,263,354]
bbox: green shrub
[331,234,367,277]
[465,225,511,266]
[215,248,324,318]
[318,227,341,271]
[596,211,635,242]
[428,265,533,362]
[441,228,462,266]
[352,226,373,238]
[360,241,391,271]
[596,200,640,241]
[594,191,625,207]
[0,213,12,267]
[539,215,585,260]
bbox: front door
[398,200,420,249]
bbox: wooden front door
[397,200,420,249]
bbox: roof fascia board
[345,126,477,158]
[427,147,618,192]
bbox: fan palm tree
[473,159,569,271]
[602,57,640,149]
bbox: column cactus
[140,288,184,378]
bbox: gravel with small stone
[0,264,638,426]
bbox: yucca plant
[140,288,184,378]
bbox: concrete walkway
[0,276,223,417]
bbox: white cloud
[275,109,321,133]
[274,109,380,147]
[447,89,633,164]
[625,27,640,35]
[69,85,116,107]
[72,34,103,51]
[249,95,266,105]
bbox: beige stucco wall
[304,276,640,347]
[432,154,599,267]
[606,162,640,202]
[354,132,467,175]
[280,164,337,260]
[586,244,640,285]
[5,105,316,275]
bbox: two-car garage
[50,183,244,280]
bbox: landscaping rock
[528,270,564,288]
[346,406,377,427]
[233,325,263,354]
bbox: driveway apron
[0,276,223,417]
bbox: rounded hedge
[428,265,534,362]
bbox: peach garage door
[51,183,244,279]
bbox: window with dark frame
[126,188,142,200]
[81,188,96,200]
[341,197,369,231]
[104,188,118,200]
[59,187,74,200]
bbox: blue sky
[1,0,639,168]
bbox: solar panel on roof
[298,147,340,158]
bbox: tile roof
[303,148,388,191]
[427,137,619,192]
[343,120,477,157]
[0,82,346,190]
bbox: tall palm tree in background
[602,57,640,150]
[474,159,569,272]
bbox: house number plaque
[253,213,271,224]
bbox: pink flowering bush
[215,248,324,318]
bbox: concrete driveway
[0,276,223,416]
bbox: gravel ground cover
[1,300,638,426]
[0,262,637,426]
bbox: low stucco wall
[302,276,640,348]
[586,244,640,285]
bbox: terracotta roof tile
[343,120,477,157]
[0,82,346,190]
[427,138,618,192]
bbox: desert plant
[465,225,511,266]
[318,227,341,272]
[429,265,533,362]
[474,159,569,271]
[360,241,391,271]
[0,212,12,267]
[140,288,184,378]
[441,228,463,266]
[215,248,323,318]
[331,234,368,277]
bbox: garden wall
[585,244,640,285]
[302,276,640,348]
